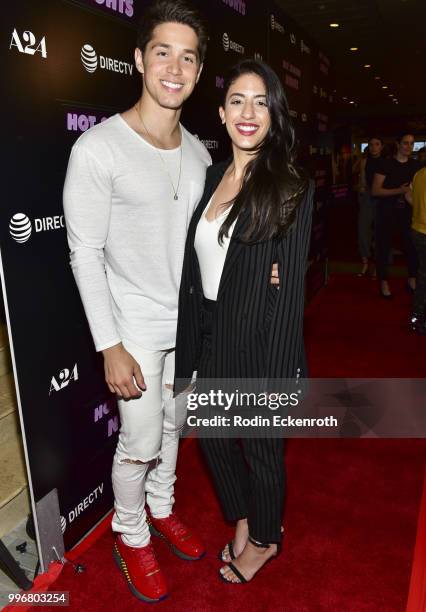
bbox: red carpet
[305,273,426,377]
[28,274,426,611]
[407,468,426,612]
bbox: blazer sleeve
[265,180,314,380]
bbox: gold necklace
[134,105,183,201]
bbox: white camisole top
[194,196,237,301]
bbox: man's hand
[102,343,146,399]
[270,262,280,287]
[400,183,411,194]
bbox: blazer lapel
[187,161,230,299]
[188,160,230,246]
[189,159,251,303]
[216,205,251,301]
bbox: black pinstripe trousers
[197,299,285,544]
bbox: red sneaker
[113,535,168,603]
[148,513,205,560]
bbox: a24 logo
[10,29,47,59]
[49,364,78,395]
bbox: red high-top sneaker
[148,513,205,560]
[113,535,168,603]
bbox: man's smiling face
[135,21,203,111]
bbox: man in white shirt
[63,0,210,603]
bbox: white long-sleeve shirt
[63,114,211,351]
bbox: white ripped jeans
[111,339,186,547]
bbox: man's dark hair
[368,136,383,144]
[136,0,208,64]
[396,133,415,143]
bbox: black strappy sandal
[219,536,281,584]
[220,560,247,584]
[220,525,284,564]
[218,540,236,563]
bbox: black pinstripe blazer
[174,160,314,392]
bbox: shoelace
[133,543,159,573]
[162,514,188,539]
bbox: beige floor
[0,518,38,609]
[0,322,37,609]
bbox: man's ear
[195,62,204,84]
[219,107,225,124]
[134,47,144,75]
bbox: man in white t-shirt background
[63,0,211,603]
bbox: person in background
[356,137,384,277]
[406,167,426,334]
[417,146,426,168]
[372,133,420,298]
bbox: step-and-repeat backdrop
[1,0,333,553]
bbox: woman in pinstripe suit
[175,60,314,584]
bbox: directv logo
[80,43,133,75]
[9,212,65,243]
[270,14,285,34]
[222,33,230,52]
[222,33,244,55]
[81,44,98,73]
[60,515,67,534]
[9,213,32,243]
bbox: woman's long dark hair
[218,59,308,244]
